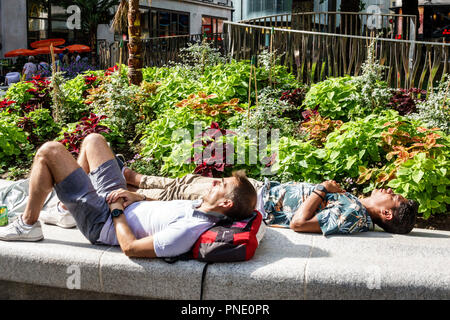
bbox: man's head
[201,170,257,221]
[364,188,418,234]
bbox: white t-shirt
[23,62,37,80]
[97,200,216,257]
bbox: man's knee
[83,133,107,146]
[36,141,66,160]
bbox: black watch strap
[111,208,124,218]
[315,184,328,194]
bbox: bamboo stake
[269,27,274,87]
[247,58,253,121]
[119,39,124,73]
[253,66,258,107]
[50,44,56,74]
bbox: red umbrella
[33,47,64,55]
[4,49,37,57]
[30,38,65,49]
[64,44,91,53]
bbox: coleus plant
[0,99,15,113]
[280,87,307,107]
[58,113,111,157]
[388,88,426,116]
[191,122,236,177]
[175,92,243,117]
[300,112,343,147]
[357,123,446,186]
[24,75,52,110]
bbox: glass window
[171,13,178,35]
[217,19,224,33]
[151,10,158,37]
[141,9,150,39]
[28,0,48,18]
[50,4,68,20]
[159,12,170,37]
[179,14,189,35]
[28,19,48,43]
[202,17,212,34]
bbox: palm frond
[111,0,128,33]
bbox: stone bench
[1,221,449,300]
[1,179,449,300]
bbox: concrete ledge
[1,179,449,299]
[0,222,449,300]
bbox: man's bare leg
[77,133,116,174]
[56,133,117,211]
[21,142,80,225]
[123,167,143,191]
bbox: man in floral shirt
[263,179,417,235]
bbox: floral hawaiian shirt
[263,181,374,235]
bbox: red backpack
[192,210,266,262]
[164,210,266,263]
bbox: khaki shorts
[137,174,263,201]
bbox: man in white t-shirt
[0,133,257,259]
[22,56,37,80]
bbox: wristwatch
[111,208,124,218]
[315,184,328,194]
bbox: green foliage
[388,151,450,219]
[87,72,142,141]
[302,76,358,121]
[26,108,61,145]
[409,75,450,134]
[56,73,91,123]
[240,87,299,136]
[320,111,401,181]
[5,82,34,105]
[0,111,34,173]
[272,136,324,183]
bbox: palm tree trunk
[127,0,142,85]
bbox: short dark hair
[224,170,257,221]
[377,199,418,234]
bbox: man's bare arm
[110,199,157,258]
[289,193,323,233]
[290,180,345,233]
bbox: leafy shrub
[300,113,343,147]
[240,87,299,136]
[5,82,34,106]
[320,111,402,183]
[86,72,143,142]
[272,136,324,183]
[388,88,426,115]
[57,113,111,157]
[302,76,358,121]
[409,75,450,134]
[191,122,236,178]
[175,92,243,123]
[387,152,449,219]
[0,111,34,173]
[17,108,60,147]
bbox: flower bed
[1,43,449,223]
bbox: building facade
[0,0,234,58]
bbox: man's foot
[40,202,77,229]
[0,215,44,241]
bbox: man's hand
[320,180,346,193]
[106,188,144,208]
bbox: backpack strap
[161,211,226,264]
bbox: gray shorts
[54,159,127,244]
